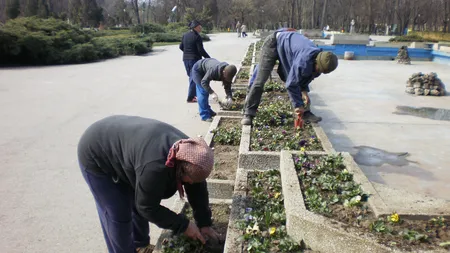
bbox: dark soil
[234,78,249,84]
[163,204,230,253]
[211,118,240,180]
[211,145,239,180]
[184,204,231,240]
[296,156,450,251]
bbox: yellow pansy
[390,213,400,223]
[300,147,306,152]
[274,192,281,199]
[269,227,276,235]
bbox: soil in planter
[238,170,309,252]
[161,204,230,253]
[234,78,249,84]
[210,119,241,180]
[294,153,450,251]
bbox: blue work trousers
[191,62,215,120]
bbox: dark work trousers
[80,164,150,253]
[184,59,199,101]
[244,33,279,117]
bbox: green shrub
[165,22,189,33]
[131,23,166,34]
[389,34,437,43]
[63,43,99,64]
[0,17,153,65]
[409,31,450,42]
[148,32,182,42]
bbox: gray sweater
[196,58,232,98]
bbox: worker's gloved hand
[184,221,206,244]
[220,97,233,109]
[295,107,305,117]
[211,92,219,103]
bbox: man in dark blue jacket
[242,29,338,125]
[180,20,211,103]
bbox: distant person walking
[236,21,242,38]
[241,24,248,38]
[180,20,211,103]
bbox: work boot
[136,245,154,253]
[303,111,322,123]
[241,115,253,125]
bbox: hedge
[388,34,437,43]
[0,17,153,65]
[131,22,211,42]
[409,31,450,42]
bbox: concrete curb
[238,123,336,170]
[223,168,248,253]
[204,116,242,199]
[279,151,447,253]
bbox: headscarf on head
[165,137,214,198]
[315,52,338,74]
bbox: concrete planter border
[203,116,242,199]
[223,168,248,253]
[279,151,447,253]
[238,124,336,171]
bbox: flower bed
[235,68,250,84]
[263,80,286,93]
[236,169,306,252]
[209,118,242,180]
[250,95,323,152]
[221,90,246,112]
[293,153,450,252]
[159,203,231,253]
[277,151,449,252]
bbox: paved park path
[0,33,252,253]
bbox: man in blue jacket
[242,29,338,125]
[180,20,211,103]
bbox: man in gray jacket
[191,58,237,122]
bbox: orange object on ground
[294,114,304,129]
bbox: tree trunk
[132,0,140,24]
[290,0,295,28]
[297,0,302,28]
[445,0,449,32]
[320,0,327,29]
[311,0,315,28]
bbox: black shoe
[202,118,213,122]
[210,111,217,117]
[303,111,322,123]
[241,115,253,125]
